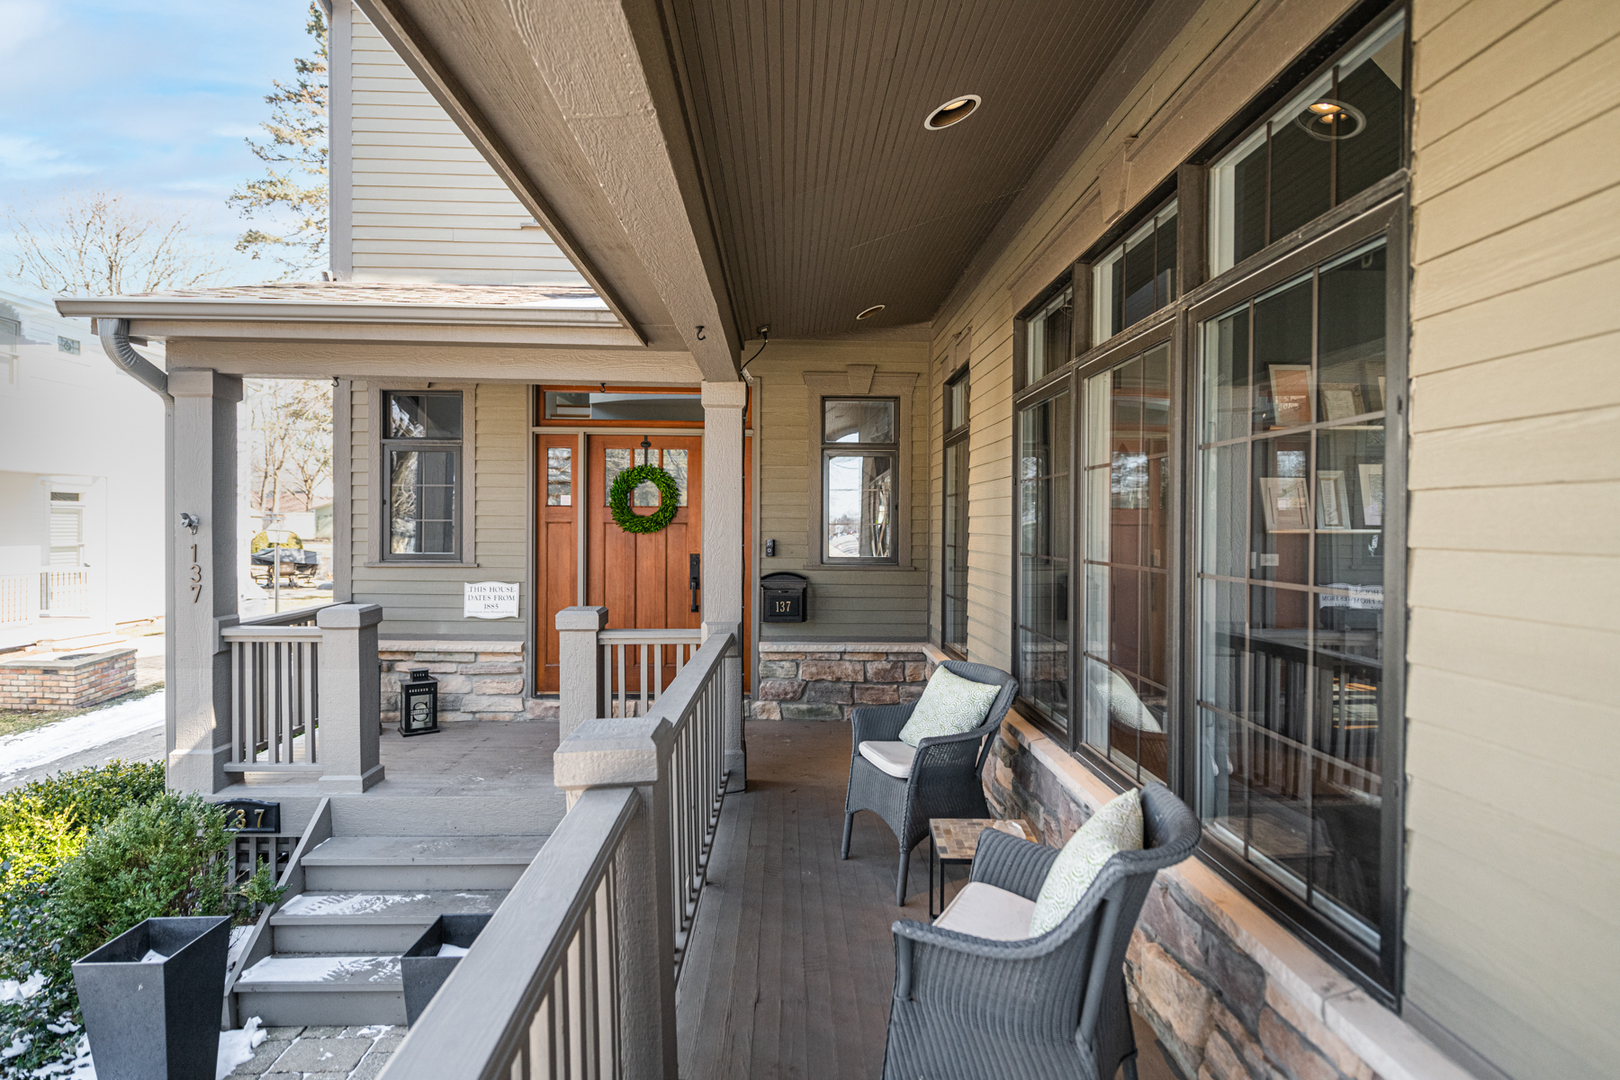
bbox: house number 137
[190,544,202,603]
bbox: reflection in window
[1025,284,1073,386]
[546,447,572,505]
[1081,343,1171,782]
[1196,239,1388,946]
[822,398,898,562]
[605,446,688,508]
[1093,200,1178,343]
[1016,391,1070,728]
[383,391,461,559]
[943,369,970,653]
[1209,13,1404,274]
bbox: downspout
[98,318,172,402]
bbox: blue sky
[0,0,318,288]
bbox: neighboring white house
[0,280,165,649]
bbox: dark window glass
[1017,390,1071,728]
[1025,285,1073,385]
[1094,201,1179,343]
[1196,238,1389,948]
[383,391,462,559]
[1211,13,1405,274]
[943,439,969,652]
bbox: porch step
[234,954,406,1027]
[302,834,544,890]
[269,889,506,954]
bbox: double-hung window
[383,391,463,560]
[942,369,971,655]
[822,398,898,563]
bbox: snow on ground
[0,691,166,782]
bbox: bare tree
[284,382,334,509]
[246,379,333,519]
[230,2,328,277]
[5,188,227,295]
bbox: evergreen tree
[230,2,329,277]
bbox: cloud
[0,134,94,182]
[0,1,54,62]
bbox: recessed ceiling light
[856,304,886,321]
[1295,98,1365,141]
[924,94,981,130]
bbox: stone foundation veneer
[379,640,558,724]
[751,641,944,720]
[0,647,137,711]
[986,713,1471,1080]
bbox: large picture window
[383,391,462,560]
[1015,389,1071,729]
[942,370,971,655]
[823,398,898,563]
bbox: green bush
[0,760,165,839]
[249,530,302,553]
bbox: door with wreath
[533,433,703,693]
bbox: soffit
[666,0,1165,337]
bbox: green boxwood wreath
[610,464,682,534]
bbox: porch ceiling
[667,0,1167,337]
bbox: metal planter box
[400,913,493,1025]
[71,916,231,1080]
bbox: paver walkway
[226,1024,405,1080]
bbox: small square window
[57,336,80,355]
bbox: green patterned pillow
[1028,788,1143,936]
[897,666,1002,747]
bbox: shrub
[0,761,165,839]
[50,793,234,969]
[249,530,302,553]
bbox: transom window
[822,398,898,562]
[383,391,462,560]
[1093,199,1179,344]
[1023,282,1073,387]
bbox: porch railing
[599,627,702,717]
[39,567,92,617]
[383,622,744,1080]
[218,603,384,792]
[0,574,37,628]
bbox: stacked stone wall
[985,721,1387,1080]
[378,641,557,723]
[0,648,137,711]
[751,644,942,720]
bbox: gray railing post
[315,603,385,792]
[703,620,747,793]
[555,717,679,1080]
[556,605,608,741]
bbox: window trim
[941,363,971,659]
[367,384,478,567]
[802,370,918,570]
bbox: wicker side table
[927,817,1037,917]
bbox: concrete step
[302,835,544,890]
[234,955,405,1027]
[270,889,505,953]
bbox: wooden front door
[533,434,705,693]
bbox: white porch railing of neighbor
[0,574,37,628]
[599,627,702,717]
[217,603,385,792]
[39,567,91,617]
[381,624,743,1080]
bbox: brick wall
[751,643,943,720]
[0,648,137,711]
[378,640,556,724]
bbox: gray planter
[72,916,230,1080]
[400,913,493,1025]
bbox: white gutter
[58,296,620,329]
[99,318,171,402]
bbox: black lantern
[400,668,440,736]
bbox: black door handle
[689,553,701,613]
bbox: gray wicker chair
[882,783,1200,1080]
[840,660,1018,905]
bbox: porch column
[166,368,243,794]
[554,717,679,1080]
[701,380,747,793]
[557,604,608,741]
[316,603,385,792]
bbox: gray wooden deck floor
[675,720,1182,1080]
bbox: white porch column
[316,603,385,792]
[166,369,242,794]
[699,381,746,626]
[557,604,608,741]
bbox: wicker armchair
[882,783,1199,1080]
[840,660,1018,905]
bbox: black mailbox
[761,572,808,623]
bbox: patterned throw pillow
[1028,788,1143,937]
[897,667,1003,747]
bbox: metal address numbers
[190,543,203,603]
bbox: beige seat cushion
[932,882,1035,941]
[858,740,916,779]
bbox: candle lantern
[400,668,440,736]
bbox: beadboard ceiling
[664,0,1166,338]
